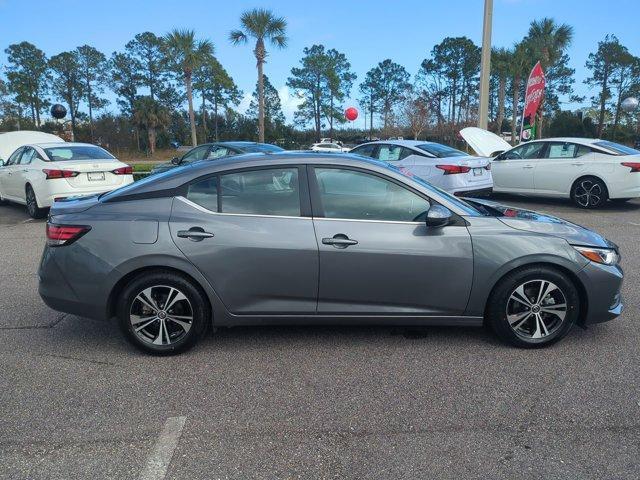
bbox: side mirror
[0,159,4,167]
[425,205,452,228]
[171,157,181,165]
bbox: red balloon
[345,107,358,121]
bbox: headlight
[573,245,619,265]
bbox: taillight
[42,169,79,180]
[621,162,640,173]
[436,165,471,175]
[112,165,133,175]
[46,224,91,247]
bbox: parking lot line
[139,416,187,480]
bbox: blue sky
[1,0,639,126]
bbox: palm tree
[524,18,573,136]
[229,8,287,143]
[491,47,512,135]
[164,29,214,146]
[133,96,170,154]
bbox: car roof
[519,138,603,146]
[32,142,103,148]
[357,140,437,148]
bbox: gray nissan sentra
[38,152,624,355]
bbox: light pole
[478,0,493,130]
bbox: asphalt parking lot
[1,196,639,480]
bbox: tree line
[1,9,639,154]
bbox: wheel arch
[106,265,215,324]
[483,261,588,326]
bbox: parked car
[461,127,640,209]
[350,140,492,196]
[150,141,284,175]
[39,152,623,354]
[310,142,350,153]
[0,130,65,164]
[0,142,133,218]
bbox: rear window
[44,145,115,161]
[417,143,467,158]
[593,141,640,156]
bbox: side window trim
[183,165,312,218]
[308,164,436,222]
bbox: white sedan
[0,142,134,218]
[461,127,640,208]
[349,140,493,196]
[310,142,350,153]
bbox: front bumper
[577,261,624,324]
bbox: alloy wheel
[129,285,193,346]
[26,188,37,216]
[506,279,567,340]
[574,179,603,207]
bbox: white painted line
[139,416,187,480]
[21,218,33,224]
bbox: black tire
[571,176,608,209]
[25,185,48,219]
[117,270,210,355]
[486,266,580,348]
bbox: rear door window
[220,167,300,217]
[351,144,376,158]
[546,142,578,159]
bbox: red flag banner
[520,61,546,141]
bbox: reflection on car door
[170,166,319,314]
[534,142,589,196]
[309,166,474,315]
[12,147,37,202]
[492,142,547,193]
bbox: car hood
[466,198,613,248]
[459,127,512,157]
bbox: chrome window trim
[176,195,307,220]
[177,196,425,225]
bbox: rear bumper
[39,176,134,208]
[456,187,493,198]
[577,261,624,324]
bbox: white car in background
[0,142,134,218]
[461,127,640,209]
[310,142,350,153]
[350,140,493,196]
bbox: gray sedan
[38,153,624,354]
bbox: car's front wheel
[117,271,210,355]
[571,177,608,209]
[486,266,580,348]
[25,185,47,219]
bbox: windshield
[384,163,481,216]
[241,144,284,153]
[594,140,640,156]
[417,143,468,158]
[44,145,115,161]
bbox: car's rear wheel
[571,177,608,209]
[25,185,48,219]
[117,271,209,355]
[486,266,580,348]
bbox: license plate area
[473,168,483,176]
[87,172,105,181]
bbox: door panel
[313,218,473,314]
[534,142,586,195]
[170,198,319,314]
[310,166,473,315]
[492,142,547,192]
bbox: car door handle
[571,162,585,166]
[522,165,534,169]
[177,227,214,241]
[322,234,358,248]
[22,169,28,172]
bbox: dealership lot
[1,196,639,479]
